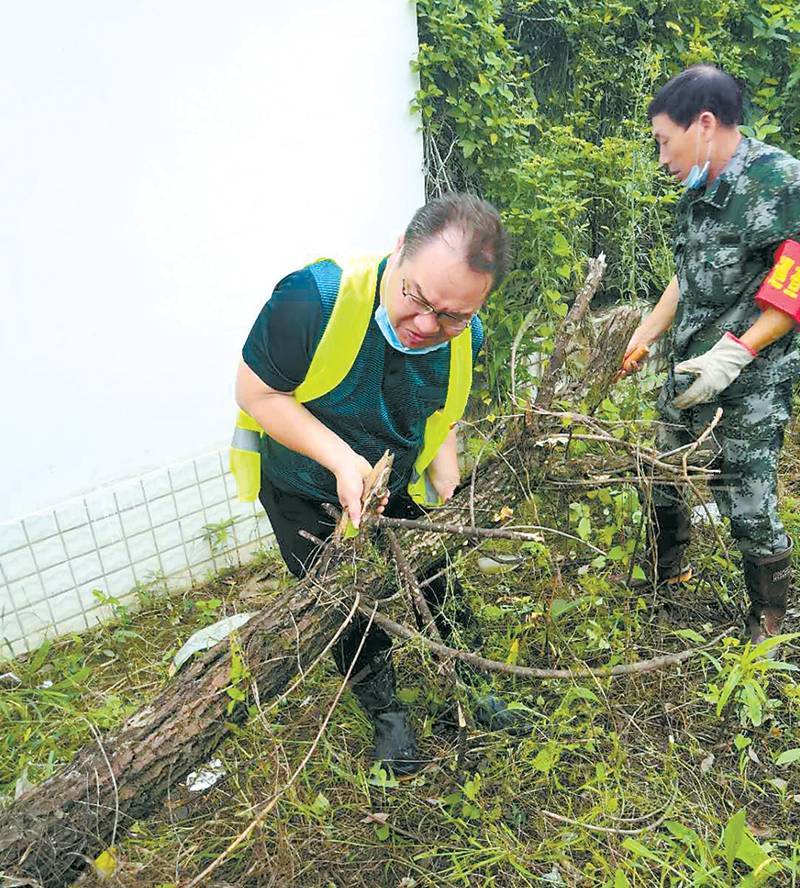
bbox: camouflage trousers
[653,374,794,559]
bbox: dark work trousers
[258,477,477,679]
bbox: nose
[414,311,440,336]
[658,145,668,167]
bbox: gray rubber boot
[350,654,423,777]
[743,544,793,648]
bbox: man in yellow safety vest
[233,193,510,775]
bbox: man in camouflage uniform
[620,65,799,644]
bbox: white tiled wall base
[0,449,275,659]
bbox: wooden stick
[363,604,731,680]
[369,514,606,555]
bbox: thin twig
[541,787,676,836]
[85,720,119,850]
[385,529,473,728]
[256,591,362,718]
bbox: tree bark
[0,583,351,887]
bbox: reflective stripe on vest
[229,408,265,503]
[231,426,260,452]
[230,255,472,506]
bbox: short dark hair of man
[402,192,511,292]
[647,64,743,128]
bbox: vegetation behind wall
[413,0,800,402]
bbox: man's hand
[427,460,460,503]
[673,333,756,409]
[615,336,650,380]
[615,275,680,381]
[334,452,375,529]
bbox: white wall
[1,0,424,521]
[0,1,424,656]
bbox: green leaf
[631,565,646,581]
[752,631,800,658]
[552,232,571,257]
[723,808,747,876]
[614,868,630,888]
[29,639,52,673]
[550,597,580,620]
[672,628,705,644]
[775,748,800,766]
[463,774,481,800]
[741,681,763,726]
[553,301,569,318]
[665,820,700,848]
[531,741,560,774]
[565,686,600,704]
[397,687,420,704]
[621,837,664,864]
[721,808,778,879]
[311,792,330,816]
[375,823,390,841]
[716,663,742,716]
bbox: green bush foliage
[413,0,800,402]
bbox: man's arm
[618,275,680,377]
[236,360,375,528]
[738,306,797,353]
[427,427,459,502]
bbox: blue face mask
[374,304,449,355]
[684,159,710,189]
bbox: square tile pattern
[0,449,274,658]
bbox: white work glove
[673,333,756,409]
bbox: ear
[698,110,717,138]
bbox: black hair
[647,64,743,128]
[401,193,511,292]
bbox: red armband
[754,238,800,323]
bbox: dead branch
[533,253,607,413]
[363,605,732,680]
[384,530,473,728]
[371,513,606,555]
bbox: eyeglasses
[401,279,474,332]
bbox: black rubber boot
[743,544,793,648]
[652,503,693,583]
[632,503,693,587]
[349,653,423,777]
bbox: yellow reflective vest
[230,255,473,508]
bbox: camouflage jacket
[670,137,800,395]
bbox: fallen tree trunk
[0,582,357,887]
[0,460,515,887]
